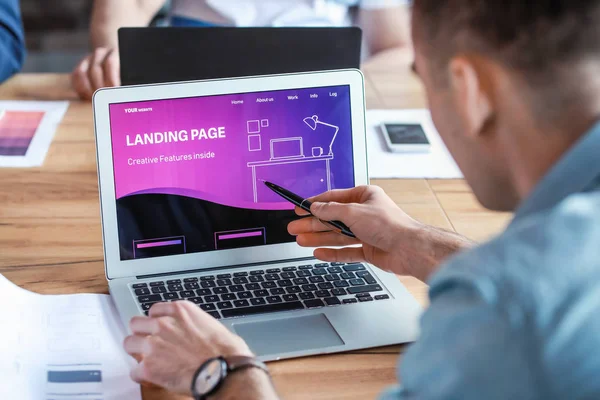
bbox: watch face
[194,358,225,395]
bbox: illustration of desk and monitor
[247,115,338,203]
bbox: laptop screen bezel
[93,69,368,280]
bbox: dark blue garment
[0,0,24,83]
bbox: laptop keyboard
[131,262,391,320]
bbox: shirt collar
[512,120,600,223]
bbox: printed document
[0,274,141,399]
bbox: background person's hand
[123,301,253,395]
[288,185,471,281]
[71,47,121,100]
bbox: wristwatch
[191,355,269,400]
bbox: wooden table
[0,50,512,400]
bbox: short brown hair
[413,1,600,80]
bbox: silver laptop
[92,70,422,361]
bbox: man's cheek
[428,97,448,137]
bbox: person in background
[123,0,600,399]
[0,0,25,83]
[71,0,411,99]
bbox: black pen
[262,180,356,238]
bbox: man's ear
[448,56,493,139]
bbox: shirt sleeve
[378,271,538,400]
[0,0,25,83]
[359,0,410,9]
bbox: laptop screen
[108,85,355,261]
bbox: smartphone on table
[380,123,431,153]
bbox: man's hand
[288,185,473,282]
[71,47,120,100]
[123,301,253,395]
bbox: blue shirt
[381,121,600,399]
[0,0,24,83]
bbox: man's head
[411,1,600,211]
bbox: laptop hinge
[135,256,316,280]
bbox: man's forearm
[210,369,279,400]
[412,225,475,282]
[90,0,166,49]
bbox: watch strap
[224,355,270,376]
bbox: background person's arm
[0,0,25,83]
[358,1,411,57]
[90,0,166,50]
[72,0,166,99]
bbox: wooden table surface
[0,49,512,399]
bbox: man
[0,0,25,83]
[72,0,410,99]
[123,0,600,399]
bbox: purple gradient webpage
[109,85,355,260]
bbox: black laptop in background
[118,27,362,85]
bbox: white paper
[0,101,69,167]
[366,109,463,179]
[0,274,141,399]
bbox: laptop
[92,69,422,361]
[270,137,305,160]
[118,27,362,85]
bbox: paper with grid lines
[0,274,141,399]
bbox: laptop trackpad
[232,314,344,356]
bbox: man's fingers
[88,47,109,91]
[130,360,149,384]
[123,334,147,356]
[149,300,218,326]
[72,56,93,100]
[148,301,187,318]
[103,49,121,87]
[313,246,366,263]
[288,216,333,235]
[295,186,380,217]
[130,315,159,335]
[130,311,188,343]
[294,205,310,216]
[308,187,371,204]
[296,232,360,247]
[311,201,357,224]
